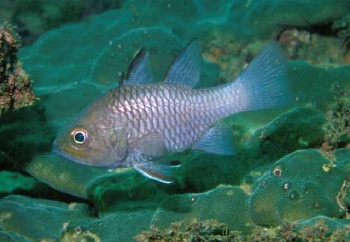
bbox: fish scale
[110,83,245,153]
[53,40,291,183]
[115,84,199,151]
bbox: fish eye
[70,128,89,145]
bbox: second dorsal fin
[165,39,201,88]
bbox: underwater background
[0,0,350,241]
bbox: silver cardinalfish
[53,40,291,183]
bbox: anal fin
[193,124,235,155]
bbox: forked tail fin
[231,42,292,112]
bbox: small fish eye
[70,128,88,145]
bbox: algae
[136,216,350,242]
[323,84,350,150]
[0,23,36,116]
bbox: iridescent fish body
[53,40,291,183]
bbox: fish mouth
[52,145,91,166]
[52,140,84,164]
[52,143,75,162]
[52,140,114,168]
[52,139,65,156]
[51,140,61,155]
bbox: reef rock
[0,23,36,116]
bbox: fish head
[53,99,129,167]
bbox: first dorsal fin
[122,48,153,85]
[165,39,201,88]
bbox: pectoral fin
[132,132,166,158]
[132,133,181,183]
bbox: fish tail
[230,42,292,112]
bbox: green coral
[249,149,350,226]
[0,195,90,241]
[0,171,36,195]
[246,107,326,166]
[0,231,30,242]
[151,186,253,234]
[1,194,350,241]
[151,149,350,231]
[0,0,124,45]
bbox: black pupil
[74,132,85,143]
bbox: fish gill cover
[0,0,349,241]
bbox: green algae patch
[0,195,155,241]
[151,186,254,234]
[60,210,155,242]
[1,150,350,241]
[179,152,244,192]
[0,231,30,242]
[25,152,171,210]
[0,171,36,194]
[247,107,326,166]
[235,0,350,40]
[85,170,170,213]
[0,195,90,241]
[25,153,107,199]
[288,61,350,111]
[249,149,350,226]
